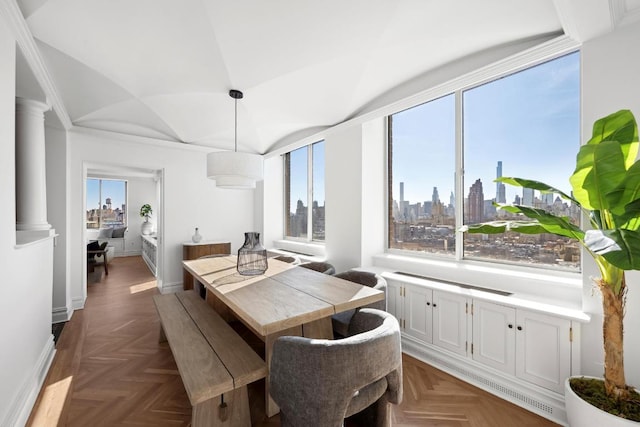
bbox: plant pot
[565,376,640,426]
[141,220,153,236]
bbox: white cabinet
[433,291,468,356]
[472,300,571,393]
[472,300,516,374]
[405,285,433,344]
[388,279,574,395]
[515,309,571,393]
[387,282,467,354]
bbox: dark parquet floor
[27,256,558,426]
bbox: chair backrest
[298,261,335,275]
[273,255,301,265]
[270,308,402,427]
[334,270,387,311]
[87,241,100,260]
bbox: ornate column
[15,97,52,231]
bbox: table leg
[265,325,302,418]
[302,317,333,339]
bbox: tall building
[523,187,534,206]
[432,186,440,205]
[468,179,484,223]
[496,161,506,203]
[399,182,405,220]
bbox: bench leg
[192,387,250,427]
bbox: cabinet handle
[517,326,523,331]
[433,303,437,308]
[426,302,431,306]
[508,324,513,329]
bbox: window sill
[272,239,326,259]
[372,252,583,310]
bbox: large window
[389,94,456,255]
[389,52,580,271]
[86,178,127,229]
[285,141,325,241]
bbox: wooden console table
[182,241,231,290]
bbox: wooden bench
[153,290,267,427]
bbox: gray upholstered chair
[299,261,336,275]
[332,270,387,338]
[270,308,403,427]
[273,254,301,265]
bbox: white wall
[261,155,284,249]
[580,20,640,387]
[324,118,386,273]
[0,24,56,426]
[125,175,157,254]
[63,130,256,307]
[45,125,70,323]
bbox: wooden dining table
[181,255,384,417]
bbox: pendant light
[207,90,263,189]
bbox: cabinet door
[515,309,571,393]
[472,300,515,375]
[433,291,468,356]
[405,284,432,344]
[386,280,403,323]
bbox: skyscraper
[432,186,439,204]
[496,161,506,204]
[468,179,484,223]
[523,187,534,206]
[399,182,405,219]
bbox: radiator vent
[423,352,554,415]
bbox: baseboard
[52,305,73,323]
[159,281,182,294]
[401,336,568,426]
[71,295,85,310]
[1,336,56,427]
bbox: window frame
[283,140,325,243]
[386,49,582,274]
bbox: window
[389,94,456,256]
[388,52,580,271]
[284,141,325,241]
[86,178,127,229]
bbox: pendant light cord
[234,97,238,153]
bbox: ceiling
[10,1,634,155]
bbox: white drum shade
[207,151,264,189]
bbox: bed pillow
[112,227,127,238]
[97,227,113,239]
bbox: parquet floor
[27,256,558,426]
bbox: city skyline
[391,52,580,206]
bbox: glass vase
[237,232,268,276]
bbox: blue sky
[392,52,580,206]
[87,179,127,211]
[289,141,325,211]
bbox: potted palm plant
[139,203,153,235]
[461,110,640,424]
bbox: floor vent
[423,352,554,415]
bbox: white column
[15,97,52,231]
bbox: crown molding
[0,0,72,129]
[71,125,221,153]
[611,0,640,27]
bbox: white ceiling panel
[14,0,570,153]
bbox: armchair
[331,270,387,337]
[270,308,402,427]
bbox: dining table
[181,255,384,417]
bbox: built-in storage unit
[384,272,588,425]
[182,241,231,290]
[141,235,157,276]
